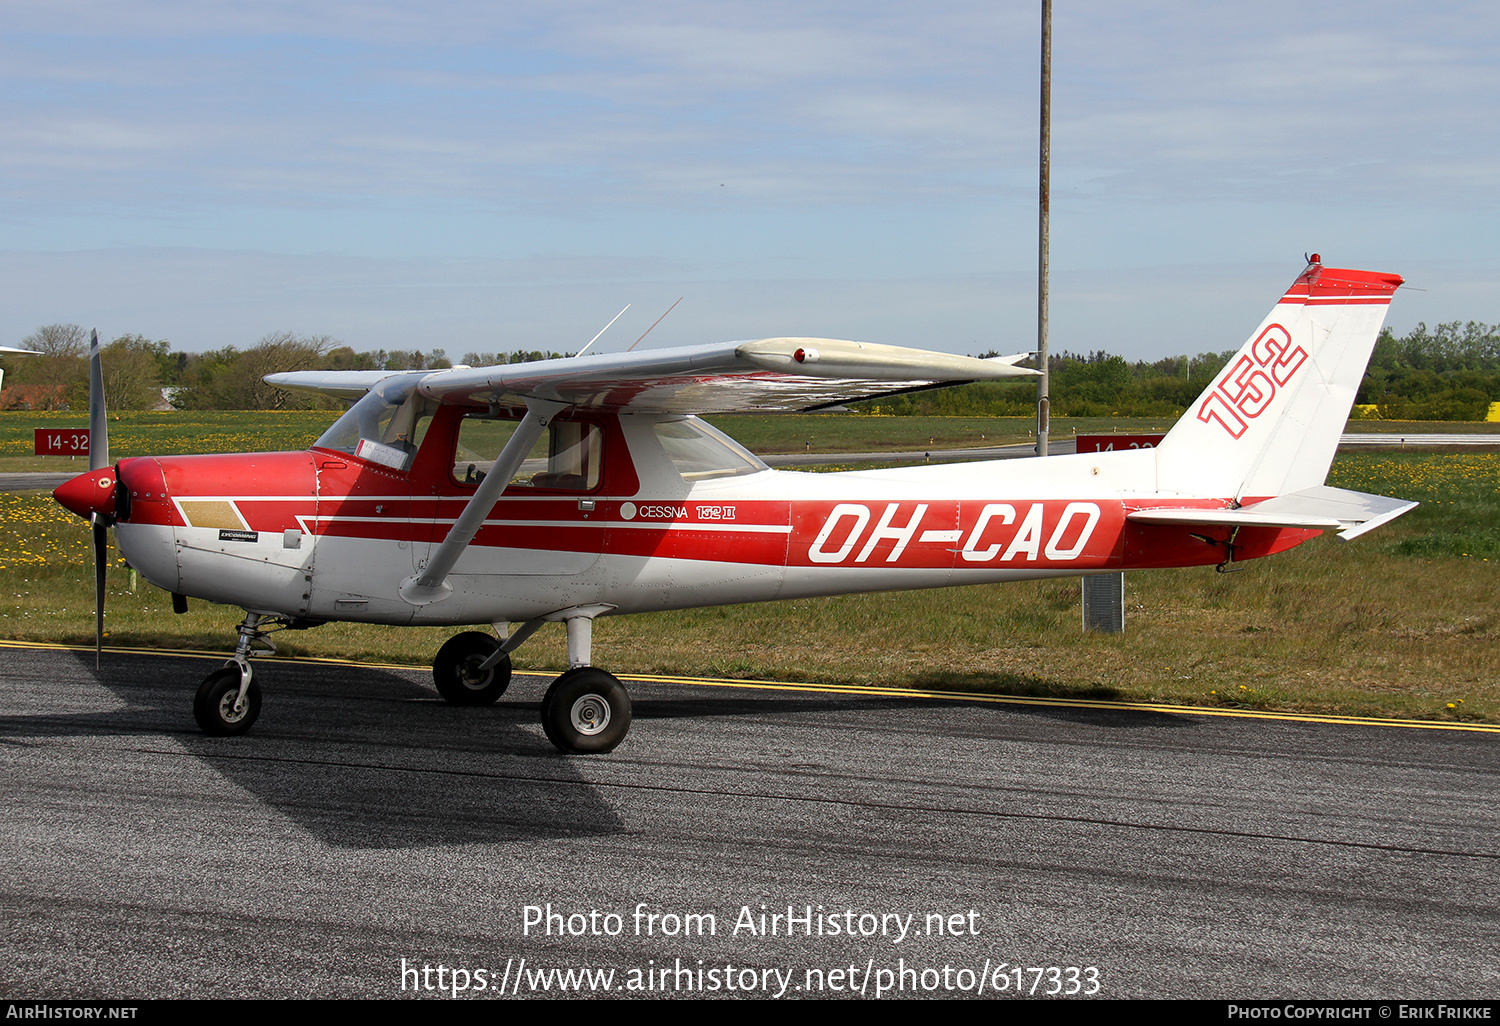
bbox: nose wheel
[194,667,262,736]
[189,612,324,737]
[541,667,631,754]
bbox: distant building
[0,383,72,412]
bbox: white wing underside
[265,337,1038,414]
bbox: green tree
[380,348,450,371]
[175,333,340,410]
[460,350,569,367]
[102,334,168,410]
[9,324,88,409]
[324,346,383,371]
[224,333,337,410]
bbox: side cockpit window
[452,415,602,492]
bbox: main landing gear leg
[431,605,631,754]
[541,613,631,755]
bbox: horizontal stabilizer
[1128,507,1343,531]
[1128,486,1418,541]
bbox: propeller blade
[93,515,107,669]
[88,328,110,667]
[88,329,109,472]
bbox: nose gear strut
[192,612,324,735]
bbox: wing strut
[399,397,568,606]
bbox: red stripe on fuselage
[133,450,1312,574]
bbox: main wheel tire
[541,668,631,754]
[193,667,262,736]
[433,631,511,705]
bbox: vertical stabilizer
[1154,258,1402,501]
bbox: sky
[2,1,1497,361]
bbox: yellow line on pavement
[3,638,1495,734]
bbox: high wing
[263,369,401,400]
[266,337,1038,413]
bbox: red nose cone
[54,468,116,520]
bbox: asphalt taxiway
[2,643,1497,1000]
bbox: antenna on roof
[575,304,630,357]
[626,297,683,352]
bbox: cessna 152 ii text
[54,257,1415,754]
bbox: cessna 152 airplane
[54,257,1415,754]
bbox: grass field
[2,427,1495,724]
[5,409,1496,473]
[1,410,1162,471]
[0,409,335,472]
[701,414,1183,453]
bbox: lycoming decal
[808,501,1102,565]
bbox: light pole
[1036,0,1051,457]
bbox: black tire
[193,667,262,736]
[541,667,631,754]
[433,631,511,705]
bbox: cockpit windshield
[313,373,436,472]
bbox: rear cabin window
[453,416,602,491]
[654,418,767,481]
